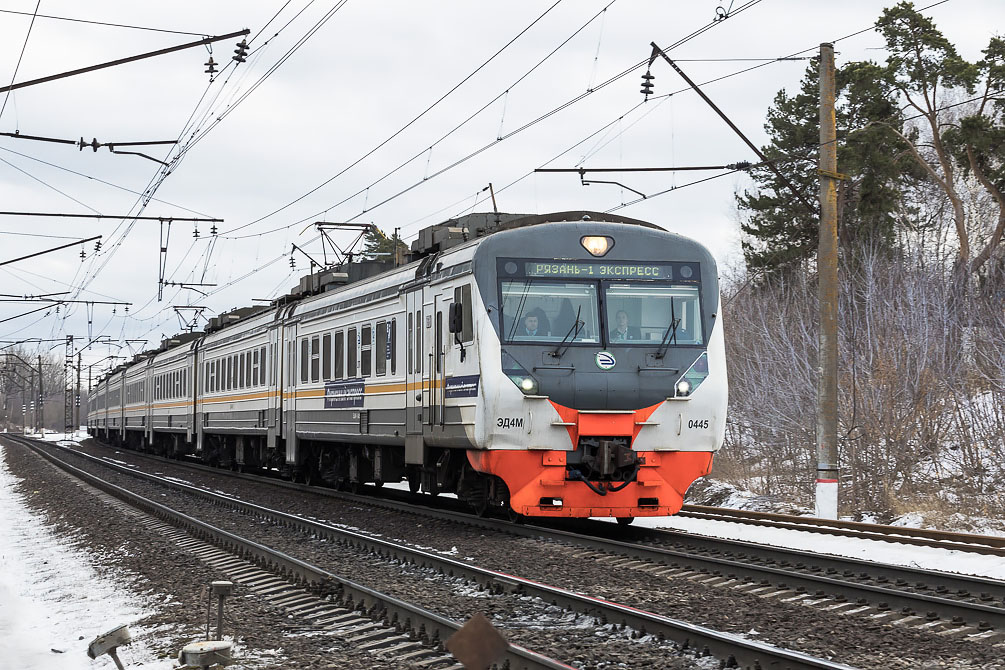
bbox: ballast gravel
[30,438,1005,669]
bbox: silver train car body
[88,212,727,520]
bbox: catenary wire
[0,0,41,122]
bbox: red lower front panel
[466,449,714,518]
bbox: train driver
[517,314,543,338]
[610,310,641,342]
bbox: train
[87,211,728,522]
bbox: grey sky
[0,0,999,371]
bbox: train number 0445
[687,419,709,430]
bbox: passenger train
[88,211,728,522]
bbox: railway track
[5,435,570,670]
[677,504,1005,556]
[16,435,864,670]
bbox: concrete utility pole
[816,43,840,519]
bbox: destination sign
[524,261,675,280]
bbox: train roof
[89,211,663,386]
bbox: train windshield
[500,279,600,343]
[604,283,704,346]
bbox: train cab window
[603,283,704,346]
[361,326,372,377]
[347,328,357,378]
[375,321,387,376]
[322,333,332,381]
[453,285,473,343]
[500,280,600,344]
[390,319,397,375]
[310,336,320,383]
[300,338,309,384]
[334,331,345,379]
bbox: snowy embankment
[0,443,175,670]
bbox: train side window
[322,333,332,381]
[375,321,387,376]
[361,325,372,377]
[310,336,320,383]
[435,311,443,374]
[415,310,422,374]
[347,327,357,378]
[407,312,413,374]
[391,318,397,375]
[454,285,473,342]
[300,338,309,384]
[227,357,233,391]
[262,346,268,386]
[334,331,344,379]
[252,349,259,386]
[239,353,245,389]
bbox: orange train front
[456,215,728,522]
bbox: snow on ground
[618,513,1005,581]
[386,480,1005,580]
[0,444,175,670]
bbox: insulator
[289,256,296,268]
[193,226,200,238]
[94,240,102,252]
[640,71,655,97]
[204,56,218,74]
[233,39,248,63]
[210,224,218,236]
[80,248,86,261]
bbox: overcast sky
[0,0,1000,372]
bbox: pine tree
[359,226,408,263]
[738,57,917,277]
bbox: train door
[267,323,281,448]
[282,321,298,464]
[404,287,427,465]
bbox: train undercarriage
[94,426,710,524]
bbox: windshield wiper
[551,305,583,359]
[655,298,680,360]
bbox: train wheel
[616,517,635,526]
[506,507,524,524]
[372,480,384,489]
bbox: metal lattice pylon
[64,336,74,434]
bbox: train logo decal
[595,351,616,370]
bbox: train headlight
[507,374,539,395]
[581,235,614,257]
[674,352,709,398]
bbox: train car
[122,356,149,446]
[196,307,276,467]
[147,334,199,456]
[86,211,727,522]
